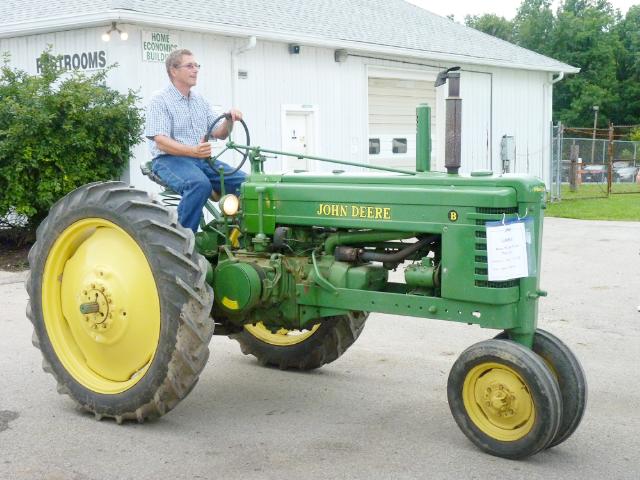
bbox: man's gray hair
[165,49,193,78]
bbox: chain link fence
[550,123,640,200]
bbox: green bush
[0,49,144,235]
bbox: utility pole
[591,105,599,165]
[607,123,613,196]
[569,141,579,192]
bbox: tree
[459,0,639,127]
[464,14,515,42]
[614,5,640,126]
[0,49,144,236]
[549,0,622,126]
[513,0,555,55]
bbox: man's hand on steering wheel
[227,109,242,122]
[203,113,251,176]
[210,109,242,140]
[191,140,212,158]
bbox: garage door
[368,77,436,169]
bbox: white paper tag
[486,220,529,281]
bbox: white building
[0,0,578,190]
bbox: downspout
[231,36,257,108]
[548,71,565,192]
[551,71,564,84]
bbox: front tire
[26,181,214,422]
[230,311,367,370]
[496,329,587,448]
[447,339,562,459]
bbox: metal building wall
[0,24,553,190]
[430,65,551,181]
[490,67,550,180]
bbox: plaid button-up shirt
[145,84,221,159]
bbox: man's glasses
[175,63,201,70]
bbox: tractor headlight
[220,194,240,216]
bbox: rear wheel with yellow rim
[447,339,562,459]
[26,182,214,422]
[231,311,367,370]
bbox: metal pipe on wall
[230,35,256,108]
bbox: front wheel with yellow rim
[447,339,562,459]
[26,182,214,423]
[495,329,587,449]
[230,312,368,370]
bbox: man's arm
[154,135,211,158]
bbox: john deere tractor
[26,70,586,459]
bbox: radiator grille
[476,207,519,215]
[475,207,519,226]
[475,279,519,288]
[473,207,520,289]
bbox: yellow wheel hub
[42,218,160,394]
[245,322,320,346]
[462,362,535,441]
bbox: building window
[392,138,407,154]
[369,138,380,155]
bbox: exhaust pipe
[435,67,462,175]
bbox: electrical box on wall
[501,135,515,173]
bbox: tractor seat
[140,162,169,190]
[141,162,220,201]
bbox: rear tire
[26,181,214,422]
[230,311,367,370]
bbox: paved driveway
[1,217,639,480]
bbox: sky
[406,0,637,21]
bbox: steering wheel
[204,113,251,176]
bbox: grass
[556,183,640,200]
[546,184,640,221]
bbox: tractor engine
[211,230,395,332]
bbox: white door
[368,77,436,169]
[460,71,491,172]
[283,112,314,172]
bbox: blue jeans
[151,155,247,232]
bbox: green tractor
[26,71,586,459]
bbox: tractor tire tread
[230,311,367,371]
[27,181,214,423]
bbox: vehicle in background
[612,161,639,183]
[614,166,638,182]
[581,164,607,183]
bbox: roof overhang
[0,10,580,74]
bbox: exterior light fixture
[102,22,128,42]
[219,194,240,216]
[334,49,348,63]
